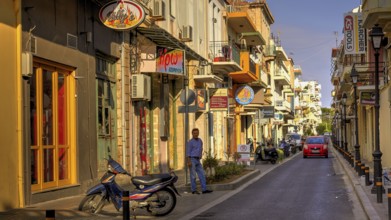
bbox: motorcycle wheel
[78,193,106,214]
[147,189,176,216]
[270,159,276,164]
[291,148,296,154]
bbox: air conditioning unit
[132,74,151,101]
[181,25,193,42]
[22,52,33,78]
[152,0,165,19]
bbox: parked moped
[254,142,278,164]
[78,149,180,216]
[279,139,291,157]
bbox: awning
[137,26,207,62]
[193,75,223,84]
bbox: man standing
[187,128,213,194]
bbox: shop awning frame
[137,26,207,62]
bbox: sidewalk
[0,150,388,219]
[332,147,389,220]
[0,158,282,220]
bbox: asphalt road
[191,151,367,220]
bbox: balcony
[275,99,291,112]
[229,51,259,83]
[362,0,391,31]
[225,5,264,46]
[209,41,242,75]
[283,85,294,98]
[294,65,302,76]
[274,68,290,85]
[353,62,387,91]
[276,46,288,61]
[263,45,276,61]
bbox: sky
[266,0,361,107]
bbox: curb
[177,169,261,192]
[332,147,380,220]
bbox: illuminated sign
[156,47,184,75]
[99,1,145,30]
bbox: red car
[303,136,328,158]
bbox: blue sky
[266,0,361,107]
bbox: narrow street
[191,150,366,220]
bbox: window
[30,59,75,191]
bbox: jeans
[190,157,207,192]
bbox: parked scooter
[279,139,291,157]
[78,148,180,216]
[288,138,297,154]
[254,142,278,164]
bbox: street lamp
[351,66,361,171]
[334,111,339,148]
[342,93,348,151]
[369,24,384,199]
[337,107,343,151]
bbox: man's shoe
[202,190,213,194]
[192,191,200,194]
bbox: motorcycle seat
[264,148,276,153]
[132,173,172,186]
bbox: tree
[321,107,332,132]
[316,123,327,135]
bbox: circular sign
[99,1,146,30]
[235,85,254,105]
[180,89,195,105]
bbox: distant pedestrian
[187,128,213,195]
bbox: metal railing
[209,41,240,65]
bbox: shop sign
[237,144,251,165]
[344,12,365,54]
[260,106,275,118]
[99,1,146,30]
[360,91,375,105]
[156,47,184,75]
[210,88,228,110]
[235,85,254,105]
[196,89,206,111]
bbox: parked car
[303,136,328,158]
[285,133,303,151]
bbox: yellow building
[0,0,23,210]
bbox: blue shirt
[187,138,203,158]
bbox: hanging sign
[210,88,228,110]
[344,12,365,54]
[360,91,375,105]
[235,85,254,105]
[99,1,146,30]
[156,47,184,75]
[196,89,206,111]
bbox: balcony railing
[264,45,275,57]
[209,41,240,65]
[249,58,256,75]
